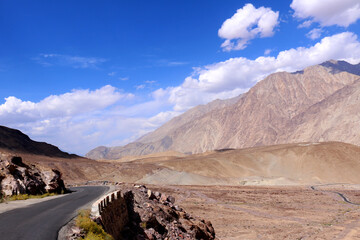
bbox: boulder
[0,154,67,196]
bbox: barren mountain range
[0,122,360,186]
[87,60,360,160]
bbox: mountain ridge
[0,125,78,158]
[86,60,360,160]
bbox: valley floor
[145,184,360,240]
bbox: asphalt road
[0,186,109,240]
[311,184,360,206]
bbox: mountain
[87,95,242,159]
[86,60,360,160]
[281,78,360,145]
[0,125,77,158]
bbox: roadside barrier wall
[92,190,128,240]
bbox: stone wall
[93,191,128,240]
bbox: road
[0,186,109,240]
[310,184,360,206]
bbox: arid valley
[1,1,360,239]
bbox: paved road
[311,184,360,206]
[0,186,109,240]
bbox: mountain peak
[320,59,360,75]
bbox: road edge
[57,185,114,240]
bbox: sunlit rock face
[0,153,66,196]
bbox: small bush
[76,209,113,240]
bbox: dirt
[145,184,360,240]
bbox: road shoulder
[0,194,67,214]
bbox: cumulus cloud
[35,54,107,68]
[291,0,360,27]
[306,28,323,39]
[0,85,133,124]
[218,3,279,51]
[164,32,360,111]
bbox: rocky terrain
[147,184,360,239]
[97,184,215,240]
[87,60,360,159]
[0,153,66,196]
[0,125,78,158]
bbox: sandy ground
[145,184,360,240]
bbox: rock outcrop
[98,185,215,240]
[0,153,66,196]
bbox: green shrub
[76,209,113,240]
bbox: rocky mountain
[281,78,360,145]
[87,60,360,160]
[0,125,77,158]
[87,95,242,159]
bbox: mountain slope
[140,142,360,185]
[86,95,242,159]
[87,60,360,160]
[281,78,360,145]
[102,142,360,185]
[0,125,77,158]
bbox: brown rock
[0,154,67,196]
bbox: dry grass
[76,209,113,240]
[0,192,58,203]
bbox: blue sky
[0,0,359,155]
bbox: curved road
[310,185,360,206]
[0,186,109,240]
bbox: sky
[0,0,359,155]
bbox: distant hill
[96,142,360,185]
[0,125,77,158]
[87,60,360,160]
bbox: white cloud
[145,80,156,84]
[35,54,107,69]
[1,90,173,154]
[108,72,116,76]
[135,84,145,90]
[218,3,279,51]
[264,49,272,55]
[0,85,133,124]
[298,20,313,28]
[119,77,129,81]
[163,32,360,111]
[291,0,360,27]
[306,28,323,39]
